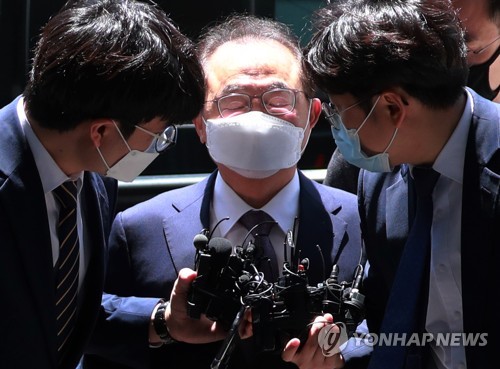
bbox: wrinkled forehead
[203,39,302,98]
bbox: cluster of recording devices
[187,219,365,369]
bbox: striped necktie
[53,181,80,361]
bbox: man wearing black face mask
[455,0,500,102]
[323,0,499,195]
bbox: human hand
[281,314,345,369]
[165,268,227,344]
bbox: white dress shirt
[17,98,87,290]
[425,89,474,369]
[209,171,301,276]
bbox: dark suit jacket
[357,89,500,368]
[324,148,360,195]
[0,97,117,369]
[83,170,363,369]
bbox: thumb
[170,268,197,313]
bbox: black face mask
[467,46,500,101]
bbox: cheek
[127,134,153,152]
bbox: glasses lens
[218,94,251,118]
[263,89,295,115]
[155,125,177,152]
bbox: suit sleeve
[85,212,160,369]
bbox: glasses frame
[467,34,500,55]
[206,88,305,118]
[134,124,177,153]
[322,99,363,130]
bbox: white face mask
[96,122,159,182]
[204,107,311,179]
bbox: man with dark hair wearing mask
[82,14,363,369]
[0,1,205,369]
[306,0,499,368]
[323,0,499,195]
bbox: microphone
[193,233,209,251]
[206,237,232,267]
[188,236,232,319]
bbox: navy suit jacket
[83,170,363,369]
[357,90,500,368]
[0,97,117,369]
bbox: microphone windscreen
[193,233,209,251]
[208,237,233,256]
[207,237,233,268]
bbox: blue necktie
[53,181,80,362]
[368,167,440,369]
[239,210,279,281]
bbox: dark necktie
[53,181,80,361]
[239,210,279,281]
[368,167,440,369]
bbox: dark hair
[195,14,315,97]
[24,0,204,136]
[305,0,468,109]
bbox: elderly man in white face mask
[82,14,365,369]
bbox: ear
[308,97,322,130]
[89,120,115,148]
[379,90,408,128]
[193,114,207,144]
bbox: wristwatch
[153,300,177,344]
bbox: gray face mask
[96,121,158,182]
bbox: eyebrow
[220,81,289,95]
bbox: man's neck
[399,93,467,167]
[28,115,85,177]
[218,166,296,209]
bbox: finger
[304,314,333,350]
[238,309,253,339]
[281,338,301,362]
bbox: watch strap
[153,300,176,344]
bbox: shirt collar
[17,97,84,194]
[212,171,300,237]
[432,88,473,184]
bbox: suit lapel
[0,127,58,365]
[461,94,499,367]
[385,166,411,246]
[162,172,216,274]
[296,172,343,284]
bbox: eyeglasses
[134,124,177,153]
[206,88,305,118]
[322,99,363,130]
[467,34,500,55]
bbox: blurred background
[0,0,333,209]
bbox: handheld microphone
[188,236,233,320]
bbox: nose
[249,96,267,114]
